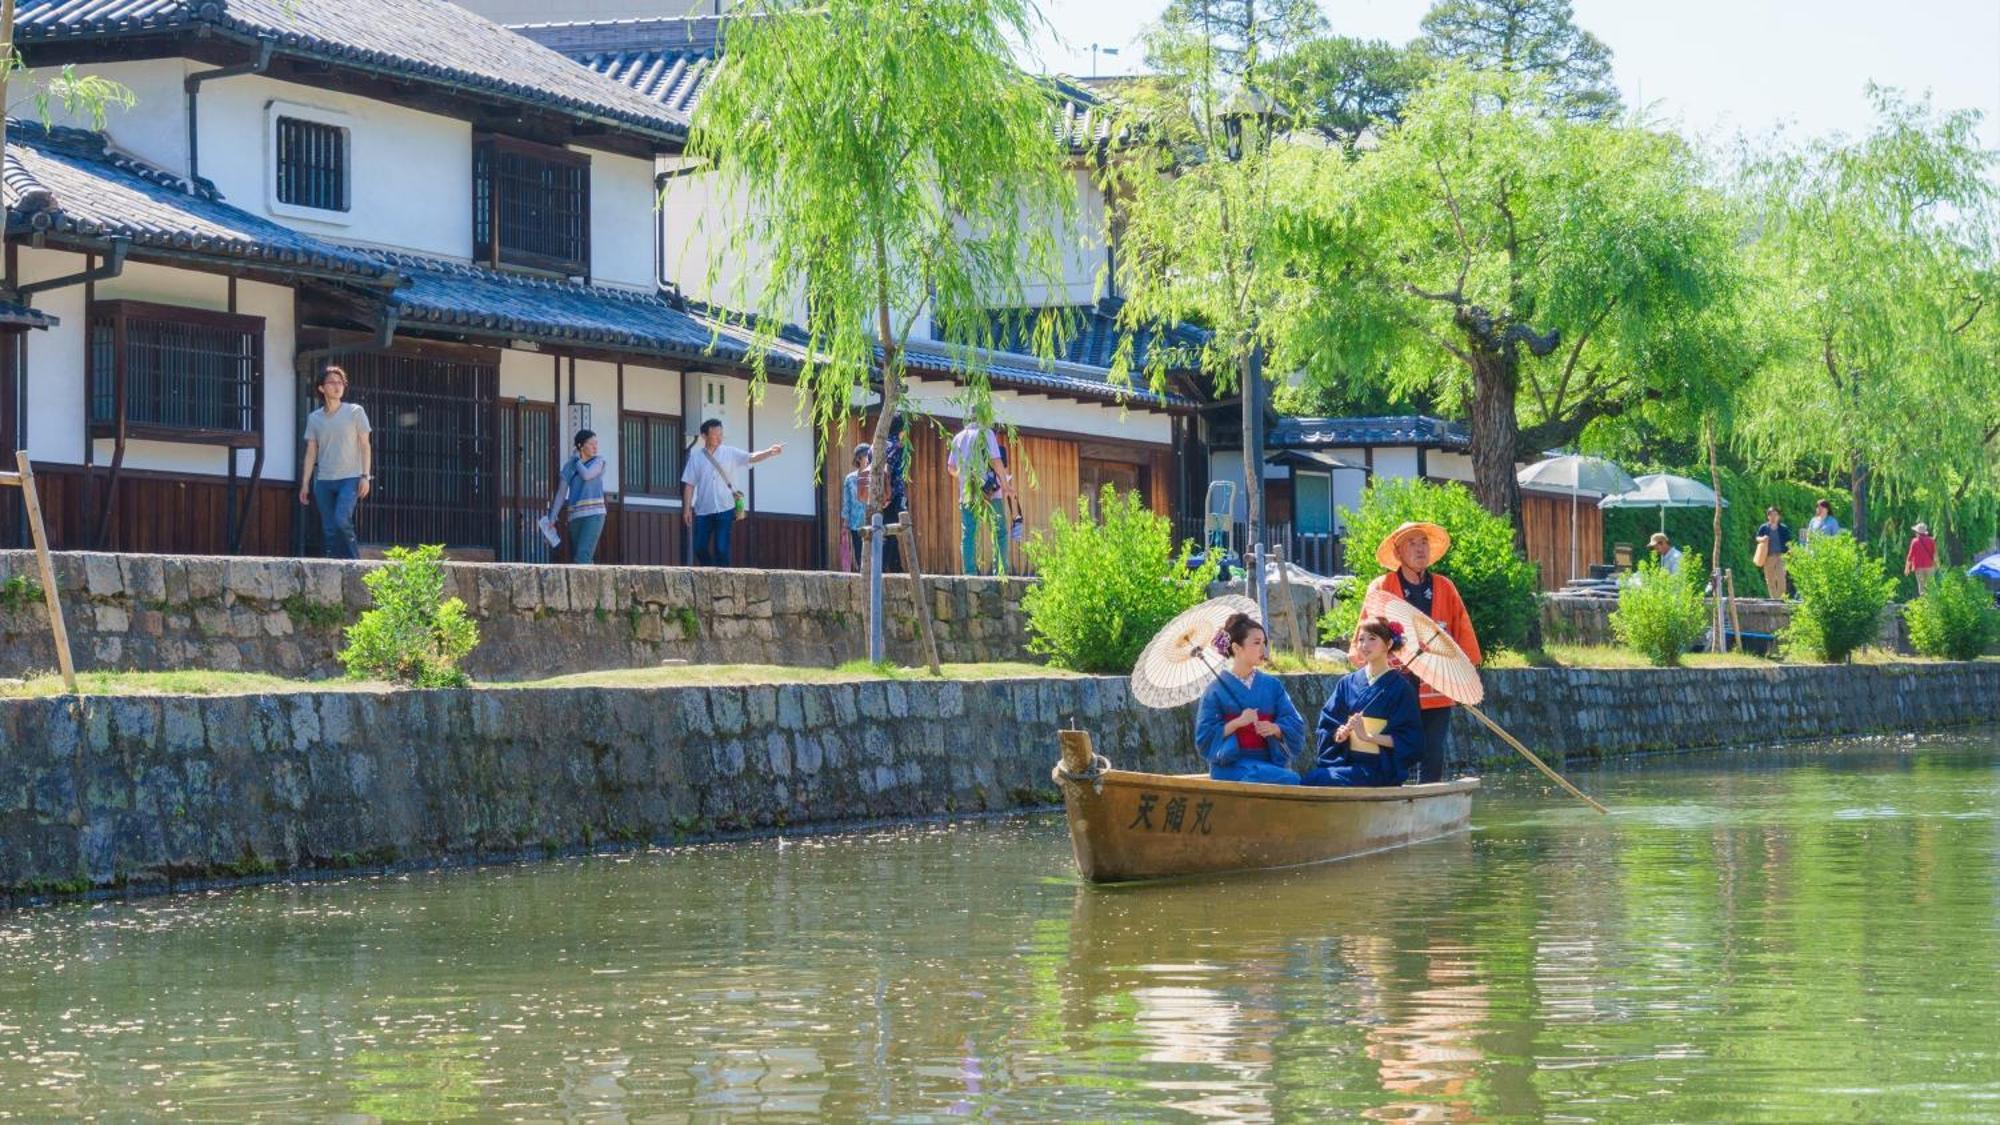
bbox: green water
[2,733,1997,1121]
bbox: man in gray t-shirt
[299,366,372,559]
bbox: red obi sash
[1236,710,1276,750]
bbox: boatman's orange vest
[1365,571,1483,711]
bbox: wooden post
[8,453,77,694]
[1725,568,1744,654]
[1275,543,1307,660]
[889,519,942,674]
[1058,728,1095,777]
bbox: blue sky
[1027,0,2000,147]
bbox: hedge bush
[1023,485,1217,673]
[338,544,480,687]
[1782,534,1895,663]
[1610,556,1709,666]
[1905,567,2000,661]
[1317,478,1540,652]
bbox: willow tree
[1735,88,1996,543]
[1105,0,1326,576]
[687,0,1075,565]
[1274,69,1737,538]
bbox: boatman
[1365,522,1482,783]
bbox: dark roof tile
[1269,415,1471,450]
[15,0,687,143]
[3,120,394,282]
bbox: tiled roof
[897,338,1194,410]
[512,16,1120,151]
[975,299,1208,374]
[377,252,766,365]
[13,0,688,143]
[1268,415,1471,450]
[0,301,57,330]
[2,120,394,282]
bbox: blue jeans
[1210,759,1300,785]
[312,476,360,559]
[568,513,604,565]
[960,499,1006,576]
[692,510,734,567]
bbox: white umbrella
[1598,472,1729,531]
[1517,455,1638,583]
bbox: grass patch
[280,595,347,630]
[0,670,380,698]
[510,660,1076,690]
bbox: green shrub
[1782,534,1895,663]
[1610,556,1709,666]
[338,545,480,687]
[1905,567,2000,661]
[0,574,43,612]
[1316,478,1540,652]
[1022,485,1217,673]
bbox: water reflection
[0,733,1994,1119]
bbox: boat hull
[1055,734,1477,883]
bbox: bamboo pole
[889,520,942,674]
[1462,702,1608,815]
[11,453,77,694]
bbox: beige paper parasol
[1360,588,1608,814]
[1130,594,1262,709]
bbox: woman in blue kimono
[1194,613,1306,785]
[1304,618,1426,787]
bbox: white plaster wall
[900,377,1171,445]
[661,168,806,324]
[1332,467,1367,533]
[18,251,299,479]
[455,0,712,21]
[1372,446,1421,481]
[586,150,657,291]
[749,381,816,516]
[26,59,188,176]
[559,359,619,492]
[684,371,748,443]
[620,363,682,417]
[1427,451,1475,483]
[499,348,561,401]
[196,72,473,259]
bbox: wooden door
[498,400,556,563]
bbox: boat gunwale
[1072,769,1480,804]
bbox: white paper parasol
[1361,587,1485,706]
[1130,595,1261,709]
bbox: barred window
[275,116,349,212]
[88,301,262,439]
[620,411,684,497]
[474,134,591,276]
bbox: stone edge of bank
[3,661,1996,908]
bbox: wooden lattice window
[620,411,684,497]
[88,301,263,442]
[473,134,591,276]
[323,348,499,552]
[275,116,349,212]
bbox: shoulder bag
[703,447,748,522]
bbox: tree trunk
[1467,347,1526,549]
[1240,346,1262,572]
[1848,454,1869,543]
[1705,416,1724,576]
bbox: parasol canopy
[1517,454,1638,584]
[1969,553,2000,582]
[1130,594,1262,710]
[1598,472,1728,532]
[1361,587,1485,706]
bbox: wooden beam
[12,452,77,693]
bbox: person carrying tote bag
[680,418,784,567]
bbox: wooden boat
[1054,730,1478,883]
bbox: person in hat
[1906,522,1938,595]
[1194,612,1305,785]
[1648,531,1682,576]
[1304,618,1425,787]
[841,442,874,572]
[1363,521,1482,783]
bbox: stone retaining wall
[0,551,1034,678]
[3,661,1995,904]
[1540,592,1911,652]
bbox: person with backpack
[680,419,784,567]
[946,418,1011,576]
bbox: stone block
[84,553,124,598]
[118,555,167,603]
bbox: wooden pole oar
[1462,702,1608,815]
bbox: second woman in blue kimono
[1305,618,1426,787]
[1194,613,1307,785]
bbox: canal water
[2,732,1996,1120]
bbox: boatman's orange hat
[1375,522,1452,570]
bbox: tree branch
[1951,294,1984,335]
[1433,157,1474,297]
